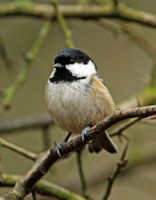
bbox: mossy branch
[51,0,74,48]
[0,137,37,160]
[0,2,156,28]
[76,150,89,199]
[98,20,156,60]
[0,35,14,69]
[1,173,86,200]
[2,21,51,109]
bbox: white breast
[46,78,92,133]
[45,76,115,134]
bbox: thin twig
[2,20,51,109]
[51,0,74,48]
[76,150,89,199]
[42,125,51,151]
[98,20,156,60]
[110,118,141,137]
[0,114,53,133]
[0,137,37,160]
[0,35,14,69]
[102,141,129,200]
[122,23,156,60]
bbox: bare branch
[102,142,128,200]
[98,20,156,60]
[0,3,156,28]
[110,118,141,137]
[42,125,52,151]
[0,114,53,133]
[1,173,86,200]
[76,150,89,198]
[0,35,14,69]
[2,105,156,200]
[0,137,37,160]
[50,0,75,48]
[1,21,51,109]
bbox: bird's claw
[81,126,90,142]
[56,132,72,157]
[56,142,64,157]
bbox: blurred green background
[0,0,156,199]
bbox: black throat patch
[49,68,86,83]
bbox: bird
[45,48,117,156]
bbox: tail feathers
[88,131,118,153]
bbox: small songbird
[45,48,117,155]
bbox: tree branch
[0,137,37,160]
[41,125,52,151]
[0,3,156,28]
[110,118,141,137]
[1,105,156,200]
[2,20,51,109]
[0,173,86,200]
[76,150,89,198]
[103,142,128,200]
[0,114,53,133]
[98,20,156,60]
[51,0,75,48]
[0,35,14,69]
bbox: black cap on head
[54,48,94,66]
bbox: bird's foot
[56,132,72,157]
[81,126,91,142]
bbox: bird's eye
[70,59,74,64]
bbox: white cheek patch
[66,60,96,78]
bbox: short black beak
[53,63,63,68]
